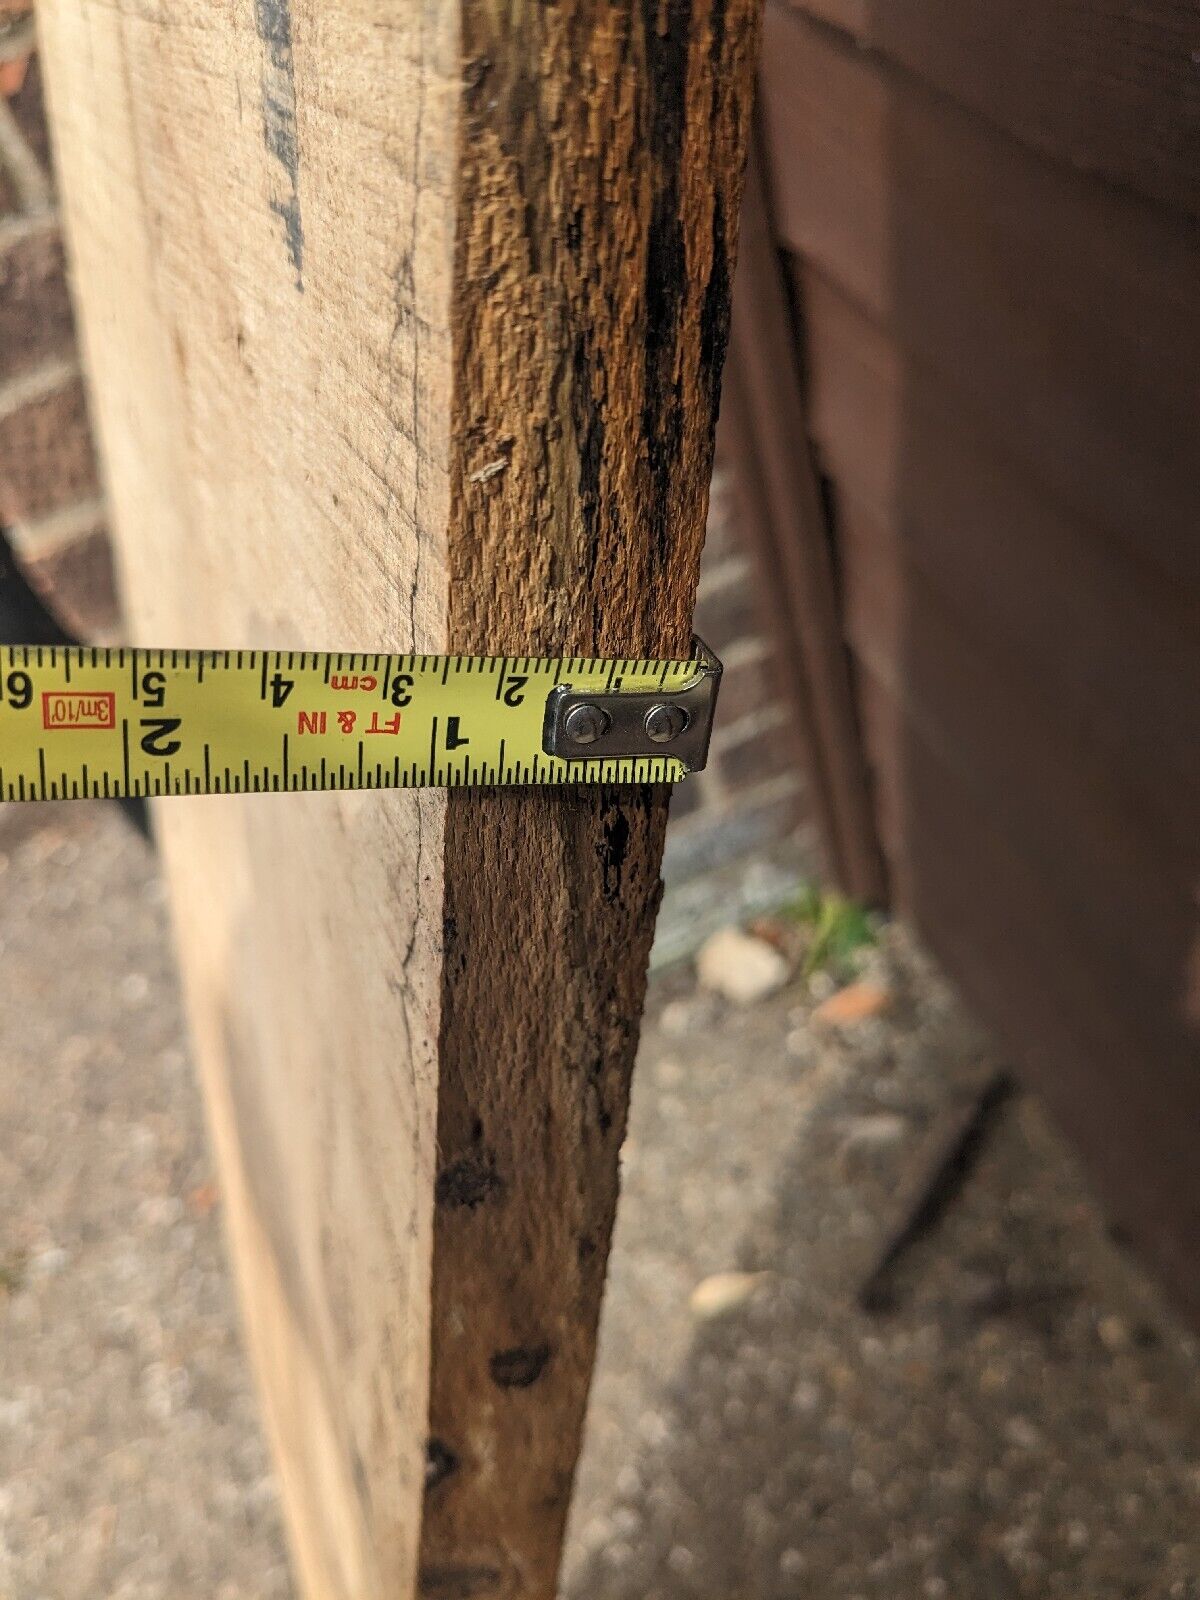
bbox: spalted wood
[429,4,761,1594]
[786,0,1200,220]
[37,3,761,1597]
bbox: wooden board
[785,0,1200,219]
[37,3,761,1596]
[721,139,884,903]
[757,2,1200,589]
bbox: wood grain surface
[429,3,761,1595]
[36,2,762,1595]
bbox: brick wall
[0,9,118,640]
[0,18,812,875]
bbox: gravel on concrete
[1,800,1197,1599]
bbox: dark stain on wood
[350,1445,372,1517]
[253,0,304,286]
[640,0,692,570]
[435,1148,504,1210]
[488,1343,553,1389]
[419,1562,507,1599]
[425,1438,460,1492]
[699,193,731,428]
[570,321,605,581]
[598,807,631,902]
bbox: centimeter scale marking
[0,645,710,802]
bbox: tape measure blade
[0,645,697,799]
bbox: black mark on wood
[253,0,304,287]
[599,810,631,902]
[570,322,605,582]
[425,1438,459,1492]
[640,0,693,567]
[698,193,731,430]
[351,1446,371,1514]
[435,1149,504,1209]
[488,1342,553,1389]
[419,1564,505,1599]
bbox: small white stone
[791,1378,821,1414]
[138,1195,184,1229]
[841,1113,908,1153]
[637,1408,670,1447]
[120,971,151,1004]
[1098,1314,1130,1352]
[689,1270,769,1319]
[695,926,789,1005]
[29,1246,68,1278]
[1004,1415,1043,1451]
[807,969,836,1000]
[658,999,695,1036]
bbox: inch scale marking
[0,643,721,802]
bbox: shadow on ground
[565,946,1200,1600]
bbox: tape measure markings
[0,644,719,802]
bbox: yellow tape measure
[0,642,721,801]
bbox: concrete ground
[1,800,1198,1599]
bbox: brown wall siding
[802,276,1200,853]
[760,6,1199,584]
[749,1,1200,1317]
[783,0,1200,220]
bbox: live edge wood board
[36,2,763,1596]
